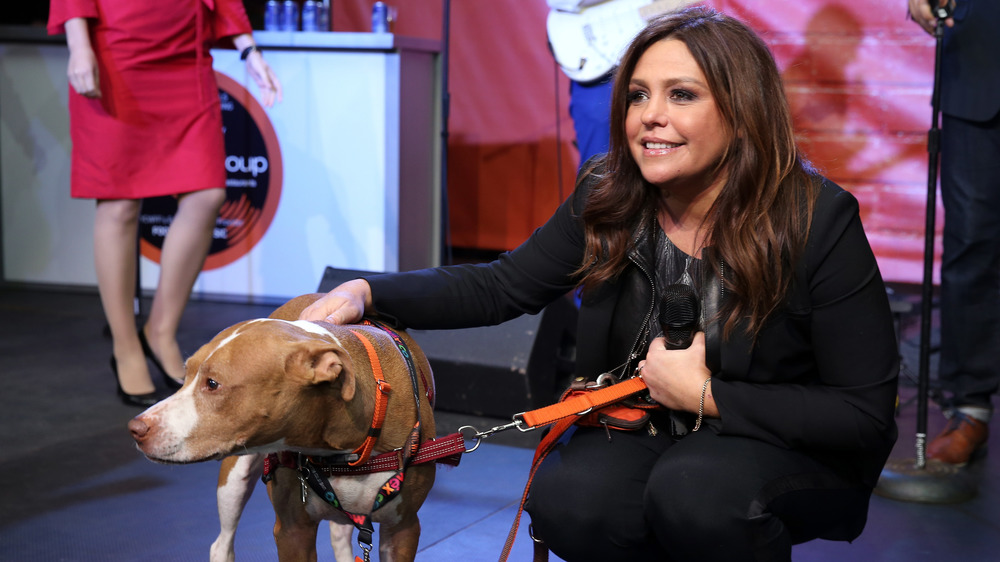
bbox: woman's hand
[245,50,282,108]
[231,34,283,108]
[907,0,955,35]
[299,279,373,324]
[64,18,101,98]
[638,332,715,415]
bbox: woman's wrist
[64,18,93,52]
[232,33,255,52]
[240,45,260,61]
[693,377,712,431]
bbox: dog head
[128,319,360,464]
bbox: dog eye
[206,378,219,391]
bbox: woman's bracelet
[693,377,712,432]
[240,45,260,61]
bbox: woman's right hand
[299,279,373,325]
[64,18,101,98]
[907,0,955,35]
[67,48,101,98]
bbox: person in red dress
[48,0,282,405]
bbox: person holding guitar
[305,6,898,559]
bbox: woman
[48,0,281,405]
[302,7,898,560]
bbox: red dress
[48,0,252,199]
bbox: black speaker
[317,266,578,418]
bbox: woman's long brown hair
[576,6,818,339]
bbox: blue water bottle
[371,1,388,34]
[302,0,318,32]
[264,0,280,31]
[281,0,299,31]
[317,0,329,31]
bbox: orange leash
[499,415,576,562]
[498,375,650,562]
[518,375,648,428]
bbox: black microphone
[659,283,700,350]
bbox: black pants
[939,111,1000,410]
[525,424,870,561]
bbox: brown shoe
[926,413,989,466]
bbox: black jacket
[366,170,898,489]
[941,0,1000,122]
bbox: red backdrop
[327,0,938,284]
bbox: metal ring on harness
[595,372,619,387]
[459,425,483,453]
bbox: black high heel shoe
[138,329,184,389]
[111,356,160,407]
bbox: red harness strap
[317,432,465,475]
[262,432,464,481]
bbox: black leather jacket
[367,168,898,489]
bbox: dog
[128,293,439,562]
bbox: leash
[460,374,649,451]
[460,374,651,562]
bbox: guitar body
[547,0,697,83]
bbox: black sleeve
[711,184,899,459]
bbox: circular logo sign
[139,72,283,270]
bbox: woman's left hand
[639,332,712,413]
[245,50,283,108]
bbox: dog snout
[128,417,151,442]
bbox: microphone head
[660,283,699,349]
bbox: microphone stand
[440,0,452,265]
[874,2,976,504]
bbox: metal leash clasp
[459,416,533,453]
[357,541,372,562]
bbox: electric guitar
[547,0,698,83]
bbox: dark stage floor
[1,285,997,560]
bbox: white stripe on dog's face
[275,319,345,347]
[202,319,269,365]
[139,319,268,462]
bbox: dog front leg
[329,521,355,562]
[268,469,321,562]
[210,454,265,562]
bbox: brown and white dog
[128,294,437,562]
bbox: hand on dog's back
[299,279,373,324]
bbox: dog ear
[311,349,356,401]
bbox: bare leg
[93,198,154,395]
[143,188,226,383]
